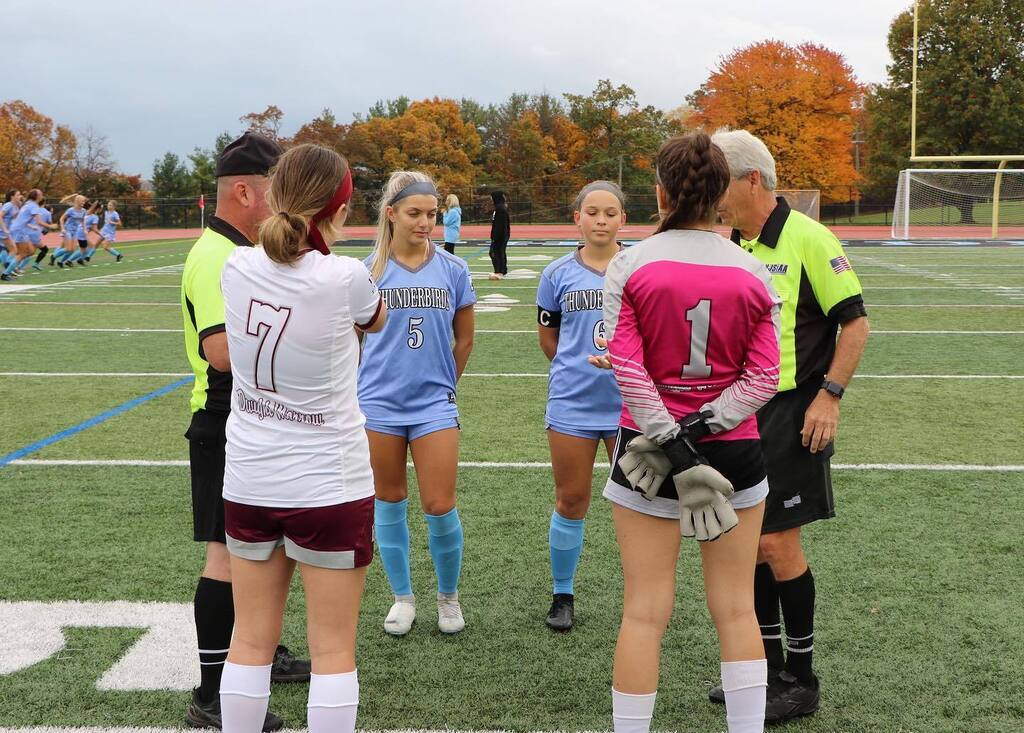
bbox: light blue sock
[109,248,121,257]
[16,255,33,271]
[374,498,412,597]
[425,507,463,595]
[549,511,585,595]
[66,250,82,263]
[51,247,65,260]
[3,258,16,275]
[85,247,97,259]
[0,251,9,265]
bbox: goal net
[778,189,820,221]
[892,169,1024,239]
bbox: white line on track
[2,372,1022,379]
[9,459,1023,471]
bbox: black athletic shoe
[765,671,820,724]
[708,666,782,705]
[77,260,86,266]
[184,687,284,731]
[270,644,311,683]
[0,274,11,281]
[116,253,124,262]
[49,256,55,265]
[545,593,575,631]
[85,256,91,262]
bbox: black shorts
[186,409,228,543]
[757,380,836,533]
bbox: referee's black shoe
[270,644,311,683]
[185,687,284,731]
[708,665,782,704]
[545,593,575,631]
[765,671,820,724]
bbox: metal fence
[107,184,893,230]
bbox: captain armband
[537,306,562,328]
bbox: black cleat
[708,665,782,705]
[765,671,820,724]
[116,253,124,262]
[49,256,55,265]
[77,260,86,266]
[545,593,575,631]
[0,274,11,281]
[184,686,284,731]
[270,644,311,683]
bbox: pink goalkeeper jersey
[604,229,782,444]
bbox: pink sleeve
[699,282,781,433]
[604,254,681,445]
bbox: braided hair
[653,133,730,234]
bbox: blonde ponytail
[259,144,349,265]
[369,170,436,281]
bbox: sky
[2,0,911,177]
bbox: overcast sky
[3,0,910,176]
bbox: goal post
[778,189,820,221]
[892,167,1024,239]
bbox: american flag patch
[830,256,852,274]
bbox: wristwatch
[821,379,845,399]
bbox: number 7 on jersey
[246,299,292,392]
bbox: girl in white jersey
[218,144,387,733]
[599,134,782,733]
[358,171,476,636]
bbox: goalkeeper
[596,132,782,733]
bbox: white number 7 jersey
[220,247,383,508]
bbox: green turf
[1,243,1023,731]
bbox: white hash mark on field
[0,601,197,691]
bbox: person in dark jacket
[488,190,510,280]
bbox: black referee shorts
[757,380,836,534]
[185,409,228,543]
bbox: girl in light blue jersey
[1,190,22,271]
[94,200,123,261]
[4,189,49,279]
[54,194,86,266]
[442,193,461,254]
[537,181,626,631]
[28,204,58,270]
[357,170,476,636]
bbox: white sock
[307,669,359,733]
[220,661,272,733]
[721,659,768,733]
[611,688,656,733]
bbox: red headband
[307,168,354,255]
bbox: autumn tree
[151,152,193,198]
[689,41,863,198]
[239,105,284,141]
[863,0,1024,202]
[0,100,78,194]
[291,108,352,153]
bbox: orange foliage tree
[689,41,863,198]
[0,100,78,195]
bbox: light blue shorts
[365,417,460,442]
[100,228,116,242]
[28,231,42,246]
[546,418,618,441]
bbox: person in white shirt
[218,143,387,733]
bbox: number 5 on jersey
[407,316,424,349]
[246,299,292,392]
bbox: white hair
[710,128,777,191]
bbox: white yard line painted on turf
[0,263,186,295]
[10,459,1024,471]
[855,253,1024,304]
[4,372,1023,379]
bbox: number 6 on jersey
[246,299,292,392]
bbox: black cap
[215,132,282,177]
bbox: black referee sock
[35,246,49,263]
[194,576,235,703]
[777,567,816,683]
[754,562,785,670]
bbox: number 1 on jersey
[681,299,712,379]
[246,299,292,392]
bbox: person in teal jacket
[442,194,462,254]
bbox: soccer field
[1,239,1023,733]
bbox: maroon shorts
[224,496,374,570]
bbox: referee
[709,129,870,724]
[180,132,309,731]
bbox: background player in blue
[95,200,124,261]
[2,190,23,271]
[29,205,59,270]
[537,181,625,631]
[53,194,86,266]
[4,189,46,279]
[358,170,476,637]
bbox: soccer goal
[892,168,1024,239]
[778,189,820,221]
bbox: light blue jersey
[358,246,476,425]
[1,202,18,238]
[537,248,622,431]
[101,210,120,238]
[11,200,41,240]
[82,213,100,238]
[64,207,85,238]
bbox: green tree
[864,0,1024,203]
[188,147,217,196]
[151,152,193,199]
